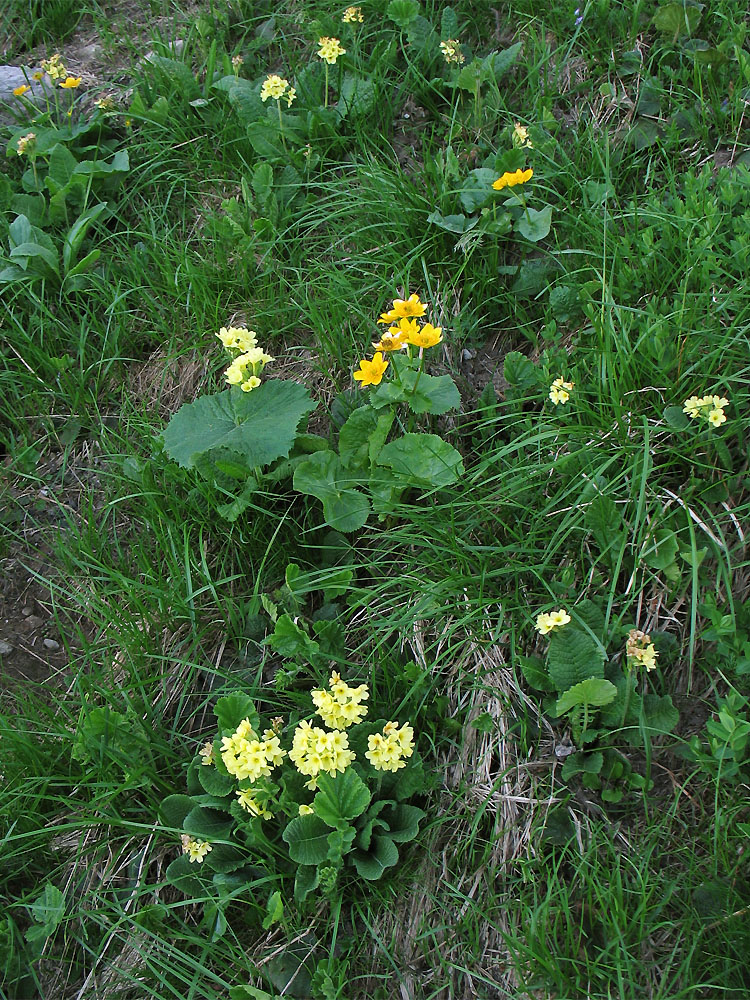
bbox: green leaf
[10,241,60,276]
[547,627,606,692]
[225,79,265,126]
[561,751,604,781]
[503,350,536,389]
[313,769,372,827]
[387,0,420,27]
[144,55,200,99]
[458,168,498,213]
[379,803,425,843]
[183,806,233,841]
[352,835,400,880]
[162,380,316,469]
[664,405,690,430]
[294,864,320,902]
[197,764,235,797]
[519,655,555,692]
[46,143,77,190]
[159,794,195,830]
[487,43,522,79]
[426,210,478,234]
[377,434,463,488]
[515,205,553,242]
[266,614,320,662]
[165,854,207,895]
[653,2,703,39]
[337,74,377,117]
[640,693,680,740]
[293,451,371,532]
[642,527,680,571]
[339,405,380,472]
[282,814,332,865]
[262,891,283,930]
[441,5,459,37]
[63,203,108,272]
[215,693,259,732]
[27,884,65,939]
[326,825,356,861]
[371,357,461,415]
[555,678,618,715]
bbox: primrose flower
[41,54,67,82]
[626,629,658,672]
[260,74,291,101]
[16,132,36,156]
[535,608,571,636]
[232,54,244,72]
[365,721,415,772]
[353,352,389,387]
[298,804,314,815]
[13,84,30,97]
[682,393,729,428]
[95,95,116,111]
[236,788,273,818]
[549,377,574,405]
[220,719,286,781]
[407,322,443,349]
[512,122,533,148]
[198,741,214,766]
[224,346,274,391]
[216,325,258,352]
[60,76,82,89]
[289,720,355,788]
[439,39,465,65]
[342,5,364,22]
[493,168,533,190]
[317,37,346,64]
[311,671,369,729]
[181,835,212,864]
[377,293,427,324]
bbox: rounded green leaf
[282,814,331,865]
[377,434,463,488]
[555,678,618,715]
[516,206,553,243]
[313,770,372,827]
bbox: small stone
[0,640,13,656]
[22,606,33,616]
[43,638,61,651]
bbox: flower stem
[276,99,288,152]
[324,64,329,109]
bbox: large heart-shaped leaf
[314,769,371,827]
[377,434,464,488]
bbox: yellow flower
[365,722,415,772]
[377,293,427,324]
[220,719,286,781]
[317,37,346,64]
[32,71,44,81]
[41,54,67,82]
[224,346,274,389]
[181,835,212,863]
[13,84,30,97]
[236,788,273,818]
[353,352,389,387]
[682,392,728,428]
[241,376,261,393]
[311,671,369,729]
[289,720,355,781]
[512,122,533,148]
[232,54,244,72]
[198,741,214,766]
[682,395,702,419]
[285,86,296,107]
[372,328,408,352]
[549,377,574,405]
[216,325,258,352]
[260,74,290,101]
[407,322,442,349]
[95,95,116,111]
[60,76,82,89]
[626,629,658,672]
[439,39,465,65]
[16,132,36,156]
[535,608,571,635]
[708,407,726,427]
[342,6,364,22]
[298,804,314,815]
[493,168,533,190]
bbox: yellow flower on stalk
[311,671,369,729]
[95,95,116,111]
[407,322,443,349]
[224,346,274,391]
[377,293,427,324]
[198,741,214,766]
[13,84,30,97]
[260,74,291,101]
[372,327,408,352]
[41,54,67,82]
[708,407,726,427]
[32,71,44,81]
[535,608,571,635]
[682,392,728,428]
[365,721,415,772]
[512,122,533,148]
[60,76,82,89]
[220,718,286,781]
[317,37,346,64]
[342,5,364,22]
[288,720,355,788]
[353,352,389,387]
[298,803,314,815]
[549,377,574,405]
[236,788,273,818]
[181,835,212,863]
[439,39,465,65]
[493,168,533,190]
[16,132,36,156]
[626,629,658,672]
[216,325,258,352]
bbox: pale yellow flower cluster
[365,722,415,772]
[16,132,36,156]
[342,6,364,22]
[220,717,286,781]
[41,53,67,82]
[535,608,571,635]
[216,326,273,392]
[198,740,214,766]
[512,122,533,148]
[549,377,574,405]
[626,629,658,672]
[94,95,116,111]
[317,37,346,64]
[311,670,369,729]
[682,393,728,428]
[288,720,355,788]
[181,834,212,863]
[236,787,273,818]
[439,39,465,65]
[232,54,244,72]
[260,74,296,106]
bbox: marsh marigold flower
[373,327,409,352]
[407,322,443,349]
[549,377,574,405]
[60,76,82,89]
[353,352,389,387]
[377,293,427,324]
[439,39,464,65]
[493,168,533,191]
[535,608,571,635]
[342,5,364,22]
[365,721,415,772]
[317,37,346,64]
[13,84,30,97]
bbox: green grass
[1,0,749,996]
